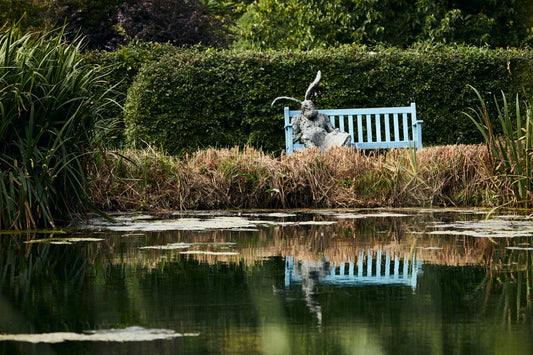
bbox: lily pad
[0,229,67,235]
[179,251,240,256]
[429,230,532,238]
[140,242,236,250]
[428,219,533,238]
[0,326,198,343]
[104,216,276,232]
[335,212,411,219]
[122,233,145,237]
[113,214,156,222]
[243,212,298,218]
[24,237,104,244]
[298,221,337,225]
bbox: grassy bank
[88,144,499,211]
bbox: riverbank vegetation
[88,145,490,211]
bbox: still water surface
[1,208,533,354]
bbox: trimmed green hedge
[123,45,533,154]
[84,41,177,147]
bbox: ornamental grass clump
[465,87,533,208]
[0,25,115,230]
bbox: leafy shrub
[46,0,233,50]
[46,0,123,50]
[118,0,233,48]
[124,45,533,154]
[124,47,287,154]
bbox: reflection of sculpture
[272,71,351,150]
[294,258,327,326]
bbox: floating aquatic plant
[428,218,533,238]
[0,326,198,343]
[24,237,104,244]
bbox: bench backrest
[284,103,422,154]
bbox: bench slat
[316,107,416,115]
[402,113,409,141]
[375,114,382,142]
[411,116,417,145]
[348,115,354,140]
[384,114,391,142]
[393,113,400,142]
[357,114,363,143]
[354,141,418,150]
[366,114,372,142]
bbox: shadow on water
[1,209,533,354]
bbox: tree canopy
[1,0,532,50]
[235,0,533,50]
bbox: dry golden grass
[88,145,493,212]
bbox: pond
[1,208,533,354]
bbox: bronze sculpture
[272,71,351,150]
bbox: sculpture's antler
[304,70,321,101]
[271,96,302,107]
[271,70,322,108]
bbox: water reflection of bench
[285,250,423,291]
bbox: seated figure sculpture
[272,71,351,151]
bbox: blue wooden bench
[284,103,423,154]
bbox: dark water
[1,209,533,354]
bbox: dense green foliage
[0,26,115,229]
[2,1,532,50]
[123,45,533,154]
[236,0,533,50]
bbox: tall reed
[88,145,490,211]
[0,25,115,230]
[465,86,533,208]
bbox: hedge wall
[85,41,177,147]
[123,45,533,154]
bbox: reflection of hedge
[124,46,533,154]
